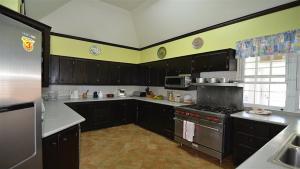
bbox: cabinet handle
[52,142,57,145]
[63,138,68,141]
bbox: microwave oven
[165,76,192,89]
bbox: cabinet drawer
[234,118,269,138]
[235,132,268,149]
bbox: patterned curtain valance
[236,29,300,58]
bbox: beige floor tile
[80,124,234,169]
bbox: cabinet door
[90,102,114,129]
[166,57,192,76]
[137,64,149,86]
[120,63,138,85]
[73,59,87,84]
[67,103,92,132]
[148,61,166,86]
[49,55,60,84]
[43,134,59,169]
[59,126,79,169]
[124,100,137,124]
[59,57,74,84]
[160,106,175,140]
[107,62,121,85]
[86,60,101,85]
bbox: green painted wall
[51,36,141,64]
[50,6,300,64]
[0,0,20,12]
[140,6,300,63]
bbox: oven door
[174,117,184,138]
[194,121,223,152]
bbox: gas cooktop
[180,104,242,115]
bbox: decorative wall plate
[89,45,101,56]
[157,47,167,59]
[192,37,204,49]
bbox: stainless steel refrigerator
[0,13,43,169]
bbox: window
[243,55,286,108]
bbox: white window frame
[238,53,300,112]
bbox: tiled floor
[80,124,234,169]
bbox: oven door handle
[195,123,219,132]
[174,117,220,132]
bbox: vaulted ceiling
[25,0,296,48]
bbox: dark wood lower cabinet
[66,100,175,140]
[43,125,79,169]
[232,118,286,166]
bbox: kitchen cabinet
[73,59,87,84]
[67,102,92,132]
[136,101,175,140]
[43,125,79,169]
[191,49,236,80]
[232,118,286,166]
[49,55,60,84]
[49,49,237,86]
[59,56,74,84]
[166,56,192,76]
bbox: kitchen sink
[274,134,300,169]
[292,136,300,147]
[278,147,300,168]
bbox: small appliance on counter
[118,89,126,97]
[106,94,114,98]
[70,90,79,99]
[93,91,104,99]
[133,91,146,97]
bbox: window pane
[245,63,255,69]
[271,78,285,82]
[244,84,255,91]
[258,62,270,68]
[257,68,270,75]
[244,91,254,104]
[245,69,255,76]
[272,61,285,67]
[257,78,269,82]
[269,92,286,107]
[270,84,286,92]
[255,92,269,106]
[255,84,269,92]
[244,78,255,82]
[272,67,285,75]
[245,57,256,63]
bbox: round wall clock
[192,37,204,49]
[89,45,101,56]
[157,47,167,59]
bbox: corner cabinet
[232,118,286,166]
[43,125,79,169]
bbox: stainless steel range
[175,85,244,163]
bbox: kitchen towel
[183,120,195,142]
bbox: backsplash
[43,85,141,98]
[200,71,237,80]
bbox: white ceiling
[25,0,296,48]
[101,0,151,11]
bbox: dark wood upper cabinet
[72,59,87,84]
[48,49,237,86]
[59,57,74,84]
[166,56,192,76]
[49,55,60,84]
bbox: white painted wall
[132,0,294,47]
[40,0,139,48]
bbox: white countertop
[231,111,300,169]
[42,96,189,138]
